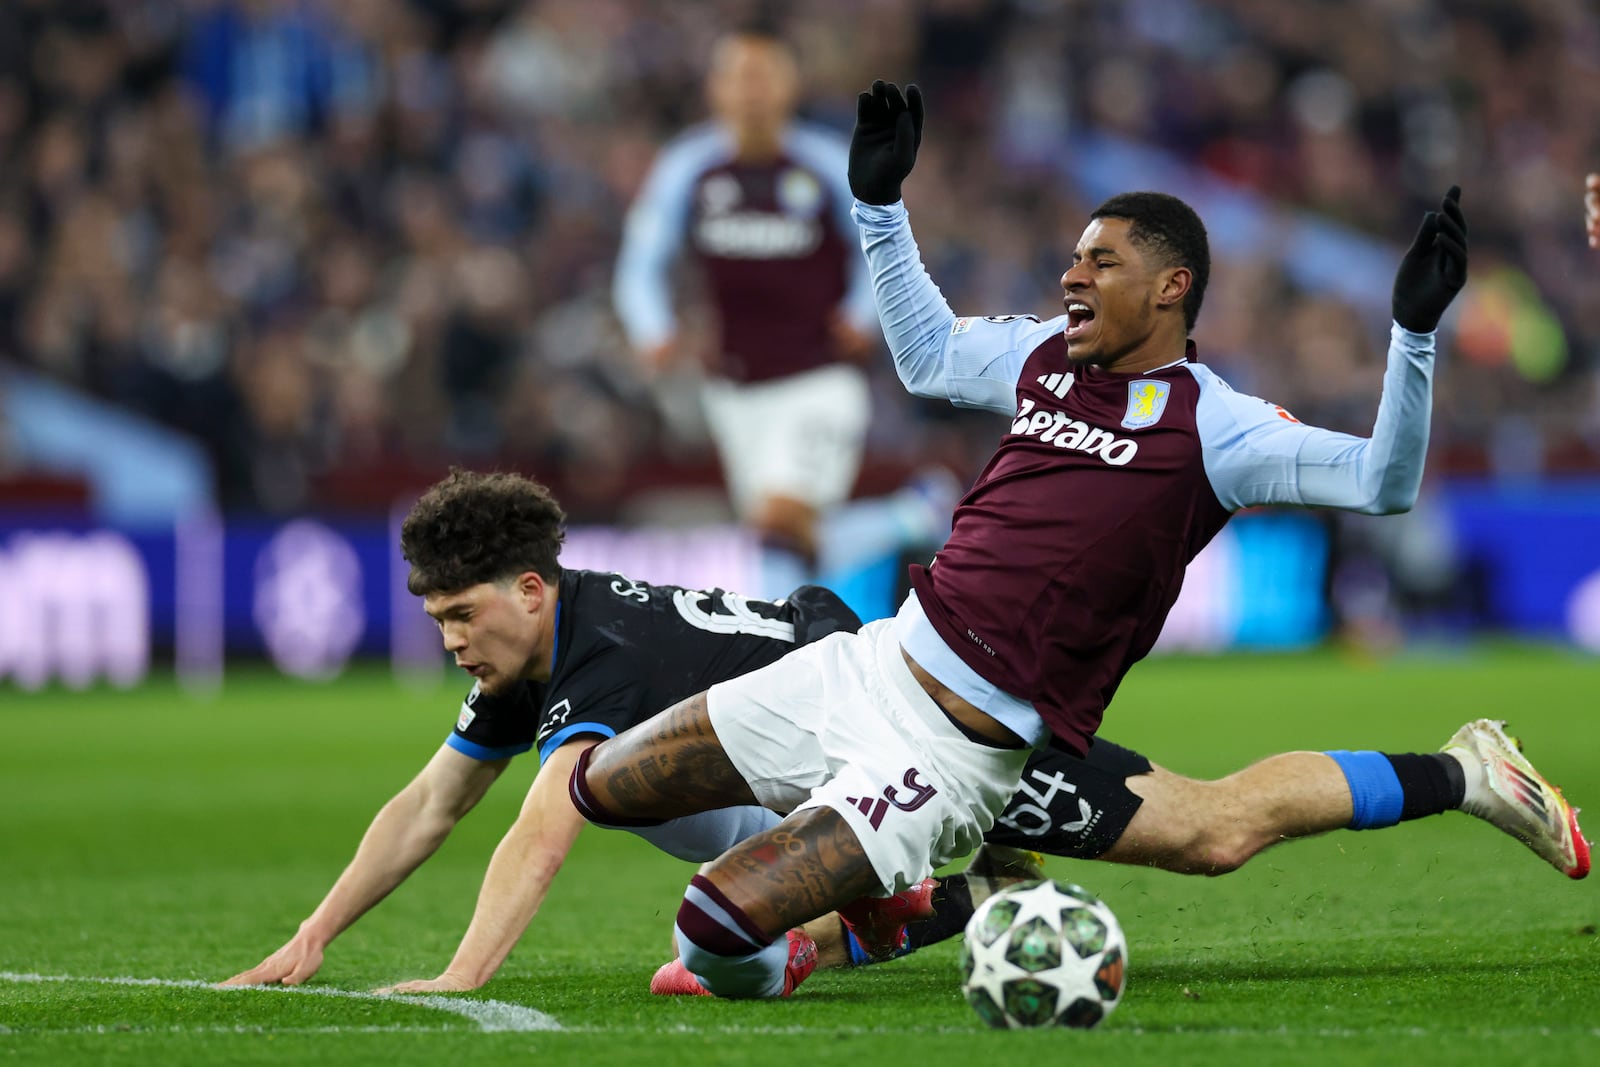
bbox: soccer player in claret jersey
[614,22,951,601]
[571,81,1588,1000]
[222,470,1584,996]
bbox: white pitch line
[0,972,562,1033]
[5,975,1594,1041]
[2,1025,447,1036]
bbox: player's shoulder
[545,571,651,691]
[782,583,864,639]
[1183,361,1304,440]
[954,313,1069,359]
[564,568,665,624]
[783,121,849,160]
[650,123,736,177]
[562,568,711,645]
[1181,359,1231,394]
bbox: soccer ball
[959,879,1127,1029]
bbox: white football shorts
[706,617,1031,895]
[699,363,870,516]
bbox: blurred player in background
[221,470,1583,997]
[569,80,1587,1002]
[613,21,950,599]
[1586,173,1599,249]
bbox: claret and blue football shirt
[853,199,1436,754]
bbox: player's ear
[1155,265,1192,312]
[517,571,547,613]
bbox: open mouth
[1063,301,1096,341]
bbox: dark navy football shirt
[447,571,860,763]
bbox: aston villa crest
[1121,379,1171,429]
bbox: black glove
[1391,186,1468,333]
[848,80,923,206]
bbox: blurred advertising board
[1447,482,1600,649]
[0,510,1334,690]
[0,514,760,690]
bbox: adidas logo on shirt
[1036,372,1073,398]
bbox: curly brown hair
[401,469,566,596]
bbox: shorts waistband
[936,703,1028,749]
[892,592,1049,748]
[867,622,1026,755]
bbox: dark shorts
[982,738,1152,859]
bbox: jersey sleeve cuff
[537,722,619,764]
[445,733,534,762]
[1390,321,1437,347]
[851,199,908,228]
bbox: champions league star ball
[959,880,1127,1029]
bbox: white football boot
[1443,718,1591,879]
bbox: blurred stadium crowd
[0,0,1597,517]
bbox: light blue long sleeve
[1191,323,1436,515]
[852,200,1061,414]
[855,200,1437,516]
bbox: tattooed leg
[577,691,759,821]
[699,805,882,940]
[661,805,880,997]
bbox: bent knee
[749,495,819,549]
[1177,813,1296,875]
[567,741,655,827]
[1180,835,1253,876]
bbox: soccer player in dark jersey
[613,22,951,600]
[217,471,1129,991]
[572,82,1588,1000]
[220,470,1583,995]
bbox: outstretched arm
[1196,324,1437,515]
[614,134,716,368]
[1199,188,1468,515]
[377,739,596,993]
[849,81,1059,414]
[222,745,507,986]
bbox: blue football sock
[1326,750,1405,829]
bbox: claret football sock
[672,874,789,998]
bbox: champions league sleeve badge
[1121,379,1172,429]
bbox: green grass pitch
[3,647,1598,1065]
